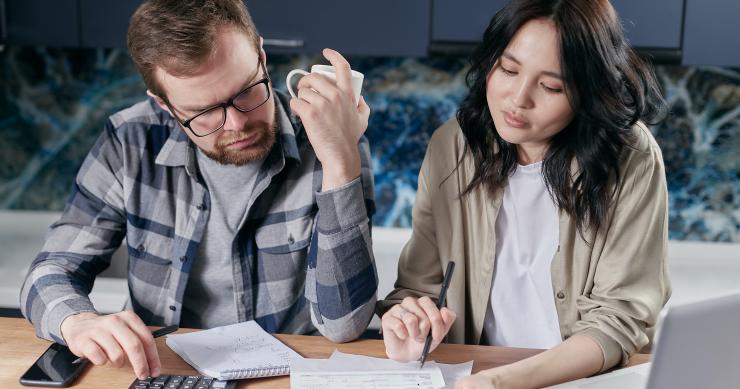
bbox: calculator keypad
[129,374,234,389]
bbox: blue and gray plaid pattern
[20,91,377,343]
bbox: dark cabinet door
[248,0,429,57]
[682,0,740,67]
[431,0,684,52]
[5,0,79,47]
[611,0,684,49]
[431,0,507,42]
[79,0,143,48]
[76,0,429,56]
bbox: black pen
[72,324,179,364]
[419,261,455,369]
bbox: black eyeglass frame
[165,59,271,138]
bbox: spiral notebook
[165,321,303,380]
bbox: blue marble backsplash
[1,47,738,242]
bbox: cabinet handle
[263,38,304,48]
[429,42,682,65]
[427,42,477,57]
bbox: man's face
[154,27,276,165]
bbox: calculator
[129,374,237,389]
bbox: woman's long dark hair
[457,0,667,236]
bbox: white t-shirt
[482,161,562,349]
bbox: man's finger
[297,73,338,102]
[296,85,326,106]
[289,96,309,118]
[111,321,150,379]
[357,96,370,127]
[116,335,149,379]
[92,331,125,367]
[79,338,107,365]
[121,312,161,377]
[322,48,353,97]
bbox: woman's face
[486,18,575,164]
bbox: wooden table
[0,317,648,388]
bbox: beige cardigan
[380,119,671,372]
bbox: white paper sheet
[330,350,474,389]
[289,350,474,389]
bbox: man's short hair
[127,0,261,99]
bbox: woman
[379,0,671,388]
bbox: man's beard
[201,110,279,166]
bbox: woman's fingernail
[152,368,160,377]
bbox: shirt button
[196,203,207,210]
[557,291,566,299]
[137,244,145,253]
[288,235,295,245]
[179,256,187,262]
[169,305,177,311]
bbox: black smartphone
[19,342,89,387]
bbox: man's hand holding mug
[287,48,369,190]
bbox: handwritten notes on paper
[166,321,301,379]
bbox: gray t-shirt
[180,148,262,328]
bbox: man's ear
[259,36,267,64]
[147,90,171,114]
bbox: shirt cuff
[46,297,97,345]
[576,327,624,372]
[315,177,368,234]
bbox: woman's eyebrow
[502,51,563,80]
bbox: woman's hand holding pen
[381,296,457,362]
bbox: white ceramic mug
[286,64,364,105]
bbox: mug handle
[286,69,310,98]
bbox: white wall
[2,210,739,329]
[0,211,129,312]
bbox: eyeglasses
[166,60,271,137]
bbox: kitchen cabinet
[79,0,143,48]
[430,0,684,60]
[611,0,683,49]
[248,0,429,56]
[682,0,740,67]
[8,0,429,57]
[1,0,6,48]
[3,0,740,66]
[5,0,79,47]
[431,0,508,43]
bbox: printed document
[290,350,473,389]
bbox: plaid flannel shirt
[20,91,377,343]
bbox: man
[19,0,377,380]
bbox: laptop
[546,292,740,389]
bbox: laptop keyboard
[129,375,236,389]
